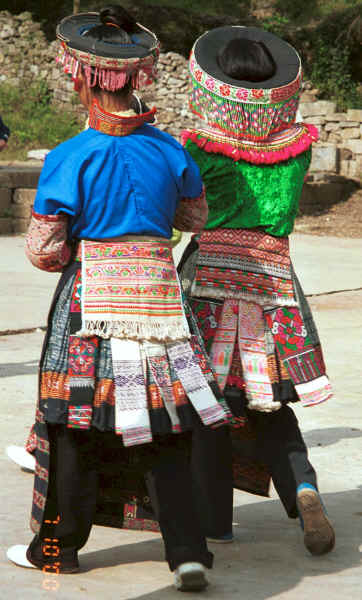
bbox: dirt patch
[295,185,362,238]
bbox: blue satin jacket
[34,123,203,240]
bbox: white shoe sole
[6,446,35,472]
[7,545,35,569]
[174,562,208,592]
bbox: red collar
[88,99,157,136]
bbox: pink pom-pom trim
[181,124,319,165]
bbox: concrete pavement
[0,233,361,599]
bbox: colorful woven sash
[208,297,332,411]
[111,337,227,446]
[78,239,189,341]
[192,229,297,306]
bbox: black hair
[83,5,138,98]
[84,5,139,42]
[217,38,276,82]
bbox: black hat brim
[194,26,300,90]
[57,12,158,60]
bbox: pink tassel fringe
[58,48,157,92]
[181,125,319,165]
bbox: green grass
[0,81,82,161]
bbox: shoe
[26,546,79,574]
[6,446,35,472]
[174,562,208,592]
[7,545,36,569]
[206,532,234,544]
[297,489,335,556]
[7,543,79,574]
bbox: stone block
[344,140,362,154]
[0,188,11,215]
[340,128,361,141]
[11,203,32,218]
[340,160,351,178]
[12,218,29,234]
[0,218,13,234]
[310,145,337,172]
[325,122,339,132]
[326,174,350,183]
[303,116,326,125]
[338,121,359,128]
[327,133,341,144]
[299,101,336,118]
[299,92,317,103]
[348,160,359,178]
[13,188,36,206]
[347,109,362,123]
[300,181,345,213]
[0,167,41,188]
[353,155,362,179]
[323,113,346,121]
[340,148,353,160]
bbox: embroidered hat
[56,7,160,91]
[189,26,303,141]
[184,25,318,164]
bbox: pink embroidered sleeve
[173,186,208,233]
[25,210,72,272]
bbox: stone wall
[0,167,40,234]
[0,11,361,183]
[0,11,361,235]
[300,101,362,181]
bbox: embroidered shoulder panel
[181,124,318,165]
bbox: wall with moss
[0,11,362,193]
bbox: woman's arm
[25,210,72,272]
[173,185,208,233]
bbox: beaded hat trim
[189,46,302,105]
[57,43,159,90]
[188,27,304,142]
[56,13,160,91]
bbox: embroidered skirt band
[192,229,297,306]
[75,238,189,341]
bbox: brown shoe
[297,489,335,556]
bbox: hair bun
[100,5,137,33]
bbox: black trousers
[29,425,213,572]
[190,405,318,534]
[191,423,233,538]
[251,406,318,518]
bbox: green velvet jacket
[185,140,311,238]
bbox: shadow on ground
[302,427,362,448]
[0,360,38,377]
[76,487,362,599]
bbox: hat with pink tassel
[56,5,160,92]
